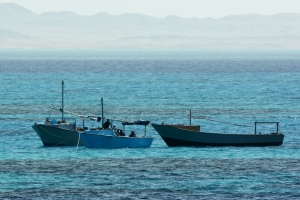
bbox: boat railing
[254,122,280,135]
[121,120,150,136]
[84,129,115,136]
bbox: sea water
[0,49,299,199]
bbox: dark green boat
[152,122,284,147]
[32,122,83,146]
[32,81,84,147]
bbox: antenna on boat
[62,80,64,122]
[101,97,104,128]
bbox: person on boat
[103,119,112,129]
[115,129,120,136]
[113,125,118,135]
[129,130,136,137]
[45,118,51,124]
[119,129,125,136]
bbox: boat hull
[32,124,83,147]
[80,133,154,149]
[152,124,284,147]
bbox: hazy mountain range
[1,3,300,49]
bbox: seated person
[129,130,136,137]
[103,119,112,129]
[45,118,51,124]
[119,130,125,136]
[115,129,120,136]
[113,125,118,133]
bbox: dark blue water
[0,50,300,199]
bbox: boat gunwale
[34,123,80,133]
[153,124,284,136]
[81,132,154,139]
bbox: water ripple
[0,158,299,199]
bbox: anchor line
[76,131,81,149]
[190,115,253,127]
[0,117,40,121]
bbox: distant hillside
[1,3,300,49]
[0,29,37,40]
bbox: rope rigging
[48,84,61,118]
[190,115,253,127]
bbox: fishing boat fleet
[32,81,154,148]
[32,81,285,148]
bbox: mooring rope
[48,85,62,118]
[76,131,81,149]
[0,117,40,121]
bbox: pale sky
[1,0,300,19]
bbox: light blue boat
[80,121,154,149]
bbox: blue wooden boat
[80,120,154,149]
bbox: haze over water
[0,50,300,199]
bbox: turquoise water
[0,50,300,199]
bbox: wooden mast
[101,97,104,128]
[62,80,64,122]
[189,109,191,125]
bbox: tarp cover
[122,120,150,126]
